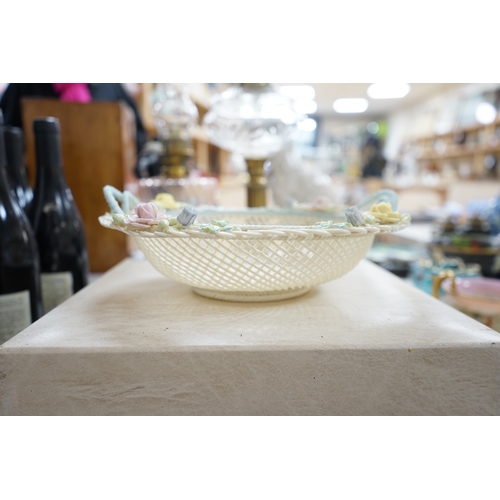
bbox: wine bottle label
[0,290,31,344]
[41,272,73,314]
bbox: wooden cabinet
[21,98,137,273]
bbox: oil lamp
[138,83,218,206]
[203,83,303,207]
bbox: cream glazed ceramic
[99,186,411,301]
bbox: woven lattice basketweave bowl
[99,186,411,302]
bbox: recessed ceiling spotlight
[367,83,411,99]
[333,98,368,113]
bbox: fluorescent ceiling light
[367,83,411,99]
[280,85,316,101]
[294,100,317,114]
[333,98,368,113]
[475,102,497,124]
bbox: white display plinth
[1,258,499,415]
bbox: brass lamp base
[159,136,194,179]
[245,158,267,208]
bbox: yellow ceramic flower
[154,193,179,210]
[366,202,404,224]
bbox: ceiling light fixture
[367,83,411,99]
[333,98,368,114]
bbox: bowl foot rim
[192,286,311,303]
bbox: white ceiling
[278,83,466,118]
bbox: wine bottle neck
[34,132,68,189]
[35,131,63,170]
[0,122,13,201]
[4,127,24,170]
[0,162,13,200]
[0,133,27,219]
[0,114,6,169]
[4,127,29,191]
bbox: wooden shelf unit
[407,117,500,179]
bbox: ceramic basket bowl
[99,198,410,302]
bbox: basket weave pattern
[99,203,409,301]
[136,232,375,292]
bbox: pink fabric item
[52,83,92,103]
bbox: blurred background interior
[3,81,500,329]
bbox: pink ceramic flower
[124,202,171,228]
